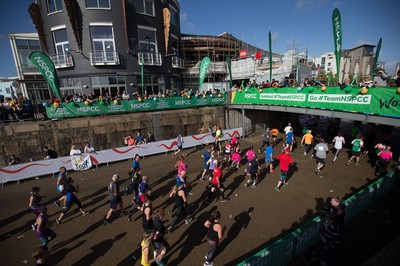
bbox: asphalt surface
[0,124,398,266]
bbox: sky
[1,0,399,77]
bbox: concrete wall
[0,107,225,166]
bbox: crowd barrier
[0,128,242,184]
[236,170,399,266]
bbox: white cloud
[296,0,327,10]
[180,11,188,23]
[180,11,195,33]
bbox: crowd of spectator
[0,96,34,122]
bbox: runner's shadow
[287,163,299,182]
[72,232,127,266]
[218,207,254,254]
[225,173,246,199]
[51,240,86,265]
[166,207,217,265]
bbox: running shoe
[204,261,214,266]
[54,200,61,207]
[274,186,280,192]
[220,199,229,203]
[31,224,36,231]
[156,259,166,266]
[185,217,193,224]
[346,161,351,166]
[82,211,90,217]
[56,218,61,224]
[251,184,257,188]
[103,218,111,225]
[355,163,360,166]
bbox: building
[314,44,376,82]
[29,0,184,99]
[8,33,49,101]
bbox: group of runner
[28,121,394,265]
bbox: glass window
[135,0,154,16]
[90,25,116,62]
[138,27,157,52]
[86,0,110,9]
[16,39,42,72]
[52,28,69,54]
[47,0,63,14]
[170,7,178,26]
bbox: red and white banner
[0,128,242,184]
[240,49,247,59]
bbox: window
[135,0,155,16]
[91,76,126,97]
[327,62,331,67]
[170,6,178,26]
[16,39,42,73]
[138,27,157,52]
[86,0,110,9]
[47,0,63,14]
[89,24,119,64]
[52,27,69,55]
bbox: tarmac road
[0,129,393,265]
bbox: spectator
[373,67,388,86]
[122,90,130,100]
[8,154,22,166]
[147,132,155,142]
[395,69,400,87]
[84,143,95,154]
[135,131,146,145]
[70,145,82,156]
[43,146,58,160]
[359,75,374,87]
[124,135,135,146]
[279,77,288,88]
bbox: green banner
[29,51,61,99]
[199,56,211,90]
[45,95,226,119]
[372,38,382,78]
[230,87,400,118]
[332,8,342,82]
[269,31,272,82]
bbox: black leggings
[63,197,81,214]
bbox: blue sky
[1,0,399,77]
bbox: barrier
[0,128,242,184]
[236,170,399,265]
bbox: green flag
[29,51,61,99]
[372,38,382,78]
[227,56,233,88]
[199,56,211,90]
[332,8,342,83]
[269,31,272,82]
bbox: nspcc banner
[231,87,400,118]
[45,95,227,119]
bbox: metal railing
[50,53,74,68]
[138,52,162,66]
[172,56,185,69]
[89,50,120,65]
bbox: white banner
[0,128,242,184]
[71,154,92,171]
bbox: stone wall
[0,107,225,166]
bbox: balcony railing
[172,56,185,69]
[138,52,162,66]
[89,50,120,66]
[51,53,74,68]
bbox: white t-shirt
[333,136,345,149]
[284,125,292,135]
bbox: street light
[145,35,151,51]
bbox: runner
[375,146,393,176]
[203,210,225,266]
[231,144,241,169]
[346,136,364,166]
[104,174,131,224]
[205,161,229,203]
[56,177,90,224]
[140,230,164,266]
[244,156,261,188]
[285,127,295,153]
[140,197,153,231]
[265,142,274,174]
[152,209,169,266]
[270,127,279,146]
[258,127,270,153]
[29,187,46,231]
[332,132,345,163]
[200,148,212,180]
[301,130,313,155]
[314,138,329,175]
[35,206,56,247]
[274,148,293,192]
[167,183,192,232]
[54,167,67,208]
[173,134,184,157]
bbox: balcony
[172,56,185,69]
[90,50,120,66]
[51,53,74,68]
[138,52,162,66]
